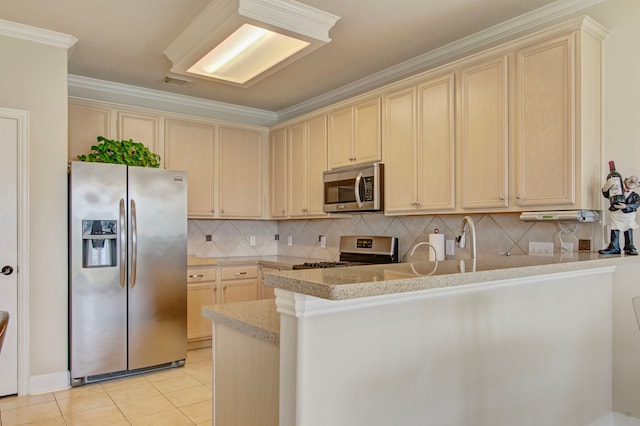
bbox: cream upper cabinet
[68,102,112,161]
[328,98,381,169]
[458,55,509,209]
[218,126,264,218]
[384,73,455,214]
[164,118,216,217]
[513,28,602,209]
[288,116,328,218]
[117,111,161,167]
[270,128,288,218]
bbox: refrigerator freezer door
[69,162,128,379]
[127,167,187,370]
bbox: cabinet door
[417,73,456,210]
[165,119,216,217]
[288,123,307,217]
[222,279,259,304]
[68,103,112,162]
[218,127,264,218]
[270,129,288,218]
[305,116,328,216]
[384,87,419,213]
[459,55,509,209]
[327,106,354,169]
[117,111,161,166]
[514,34,575,207]
[260,267,279,299]
[353,98,381,165]
[187,283,216,341]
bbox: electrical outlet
[529,241,554,256]
[249,235,256,246]
[319,235,326,248]
[205,234,212,242]
[274,234,279,241]
[561,242,573,253]
[446,239,455,256]
[287,235,293,246]
[578,239,591,251]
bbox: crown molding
[68,75,278,127]
[276,0,606,122]
[0,18,77,50]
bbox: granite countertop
[188,255,318,269]
[202,299,280,345]
[265,252,640,301]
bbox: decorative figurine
[599,173,640,256]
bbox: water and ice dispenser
[82,220,117,267]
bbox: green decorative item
[77,136,161,168]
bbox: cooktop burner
[291,261,369,270]
[291,236,399,270]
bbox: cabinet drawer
[221,265,258,280]
[187,268,217,283]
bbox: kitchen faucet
[456,216,477,259]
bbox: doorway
[0,107,28,396]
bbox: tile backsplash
[188,212,604,261]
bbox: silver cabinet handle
[188,274,205,278]
[234,271,247,276]
[119,199,126,288]
[130,199,137,288]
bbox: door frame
[0,107,30,395]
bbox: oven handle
[354,171,364,208]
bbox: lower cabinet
[187,265,260,344]
[260,267,279,299]
[187,267,218,342]
[220,265,259,304]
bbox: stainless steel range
[292,236,398,269]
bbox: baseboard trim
[590,412,640,426]
[29,370,69,395]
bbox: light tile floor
[0,348,213,426]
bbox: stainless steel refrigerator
[69,161,187,386]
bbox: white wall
[0,34,70,390]
[277,269,613,426]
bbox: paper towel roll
[429,232,445,261]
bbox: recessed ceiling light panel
[188,24,310,84]
[164,0,339,87]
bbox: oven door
[323,163,383,213]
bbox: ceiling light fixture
[164,0,340,87]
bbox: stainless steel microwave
[323,163,384,213]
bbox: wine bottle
[606,160,625,207]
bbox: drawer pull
[188,274,205,278]
[234,272,247,276]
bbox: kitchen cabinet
[164,119,266,218]
[259,266,279,299]
[116,111,161,165]
[218,126,264,218]
[68,101,112,161]
[458,54,509,209]
[270,129,288,218]
[221,265,259,304]
[384,73,455,214]
[327,98,381,169]
[513,30,601,209]
[288,115,328,218]
[164,118,216,217]
[187,267,217,342]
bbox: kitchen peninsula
[204,254,640,426]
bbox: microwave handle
[354,171,364,208]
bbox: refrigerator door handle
[119,198,126,288]
[130,199,138,288]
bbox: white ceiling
[2,0,593,117]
